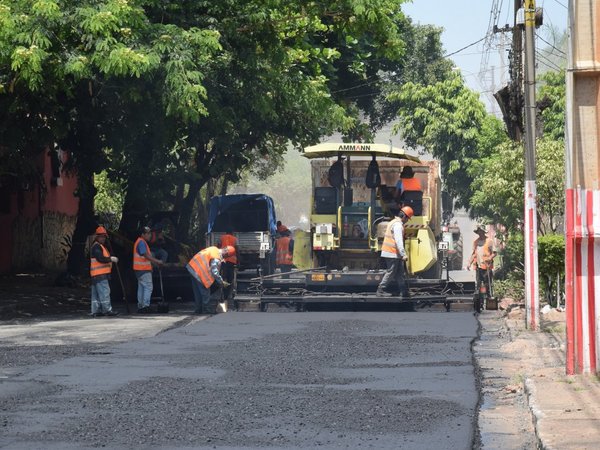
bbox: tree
[388,72,507,208]
[469,138,564,234]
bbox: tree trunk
[176,178,203,243]
[66,171,96,277]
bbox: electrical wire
[536,33,567,56]
[445,35,489,58]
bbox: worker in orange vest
[469,226,497,298]
[133,226,164,313]
[89,226,119,317]
[395,166,422,197]
[275,226,294,278]
[186,245,235,314]
[376,206,414,297]
[217,227,239,300]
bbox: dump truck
[205,194,277,273]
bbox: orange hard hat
[95,226,108,235]
[222,245,235,257]
[400,206,414,218]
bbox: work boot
[376,289,392,297]
[106,311,119,316]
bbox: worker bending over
[186,245,235,314]
[376,206,414,297]
[217,227,239,300]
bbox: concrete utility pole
[523,0,539,330]
[565,0,600,375]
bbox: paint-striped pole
[565,0,600,374]
[523,0,539,330]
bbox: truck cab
[206,194,277,273]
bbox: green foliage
[494,277,525,302]
[94,170,124,229]
[389,72,497,208]
[538,70,566,141]
[538,234,565,306]
[469,138,564,233]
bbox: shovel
[105,234,130,314]
[217,284,228,313]
[156,268,169,313]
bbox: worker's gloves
[222,281,231,288]
[401,255,408,261]
[110,256,119,263]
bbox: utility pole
[523,0,539,330]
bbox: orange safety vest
[219,234,238,264]
[381,218,402,256]
[133,237,153,272]
[188,246,222,288]
[401,177,421,192]
[471,238,495,270]
[276,236,293,265]
[90,242,112,278]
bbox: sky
[402,0,569,116]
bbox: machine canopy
[302,143,421,163]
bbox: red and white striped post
[565,0,600,374]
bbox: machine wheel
[421,260,443,279]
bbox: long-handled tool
[113,262,130,314]
[105,234,130,314]
[486,267,494,298]
[156,268,169,313]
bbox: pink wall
[0,148,79,273]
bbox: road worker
[89,226,119,317]
[186,245,235,314]
[275,226,294,278]
[217,227,239,300]
[468,226,497,299]
[133,226,163,313]
[394,166,422,201]
[376,206,413,297]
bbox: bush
[493,275,525,301]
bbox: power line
[536,33,566,56]
[445,35,489,58]
[547,0,567,9]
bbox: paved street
[0,311,478,449]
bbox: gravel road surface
[0,311,478,449]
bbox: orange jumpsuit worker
[217,228,239,300]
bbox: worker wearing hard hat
[89,226,119,317]
[186,245,235,314]
[133,226,164,313]
[217,227,239,300]
[376,206,414,297]
[275,226,294,278]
